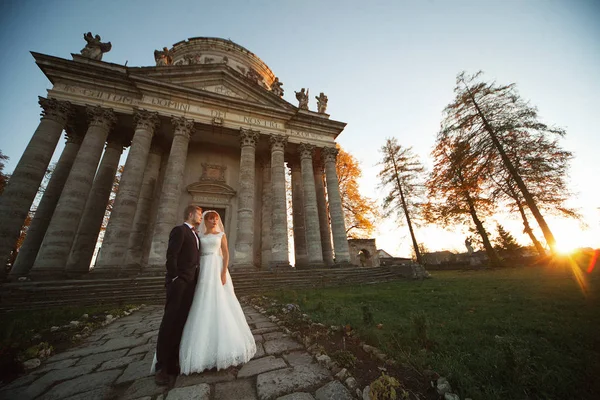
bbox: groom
[155,205,202,385]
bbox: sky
[0,0,598,257]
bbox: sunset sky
[1,0,598,257]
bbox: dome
[163,37,277,90]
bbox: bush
[369,373,408,400]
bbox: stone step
[0,267,406,312]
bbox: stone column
[314,159,334,265]
[148,117,194,266]
[233,128,259,268]
[259,157,272,269]
[95,110,159,271]
[289,157,308,268]
[0,97,72,277]
[30,106,116,277]
[9,130,83,278]
[125,140,163,268]
[269,135,290,268]
[299,144,324,266]
[65,137,124,275]
[141,150,168,268]
[322,146,350,263]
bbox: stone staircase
[0,266,413,312]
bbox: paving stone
[142,329,159,338]
[214,378,257,400]
[252,343,266,359]
[21,362,99,399]
[256,364,331,400]
[276,393,315,400]
[121,376,169,400]
[37,358,79,373]
[77,349,129,366]
[61,386,114,400]
[101,336,149,352]
[283,352,314,367]
[250,316,271,324]
[116,360,153,384]
[128,343,156,356]
[98,353,144,371]
[39,370,121,400]
[252,327,281,335]
[263,331,286,341]
[48,336,146,362]
[165,383,210,400]
[254,334,264,343]
[254,321,279,329]
[238,356,288,378]
[174,369,236,387]
[264,338,305,355]
[0,370,43,391]
[314,380,354,400]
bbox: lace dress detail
[178,232,256,374]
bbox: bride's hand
[221,272,227,285]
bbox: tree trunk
[391,158,423,264]
[468,91,557,252]
[464,192,501,267]
[508,183,546,256]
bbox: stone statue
[315,92,328,114]
[295,88,309,110]
[80,32,112,61]
[154,47,173,66]
[271,77,284,97]
[465,238,474,255]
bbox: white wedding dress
[178,231,256,374]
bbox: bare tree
[378,138,426,264]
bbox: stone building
[0,36,351,280]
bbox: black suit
[155,224,200,375]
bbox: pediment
[129,65,295,110]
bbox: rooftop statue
[315,92,328,114]
[80,32,112,61]
[271,77,284,97]
[154,47,173,66]
[295,88,309,110]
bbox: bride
[178,210,256,374]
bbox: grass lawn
[266,262,600,400]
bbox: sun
[555,240,577,255]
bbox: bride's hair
[199,210,225,235]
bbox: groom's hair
[183,205,202,220]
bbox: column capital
[240,128,260,148]
[321,146,338,164]
[172,116,195,139]
[39,97,73,125]
[298,143,315,160]
[86,106,117,131]
[269,135,287,151]
[133,109,160,134]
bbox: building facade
[0,37,351,280]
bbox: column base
[231,263,258,272]
[28,270,69,281]
[295,262,325,269]
[268,262,293,271]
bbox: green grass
[266,264,600,400]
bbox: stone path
[0,304,356,400]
